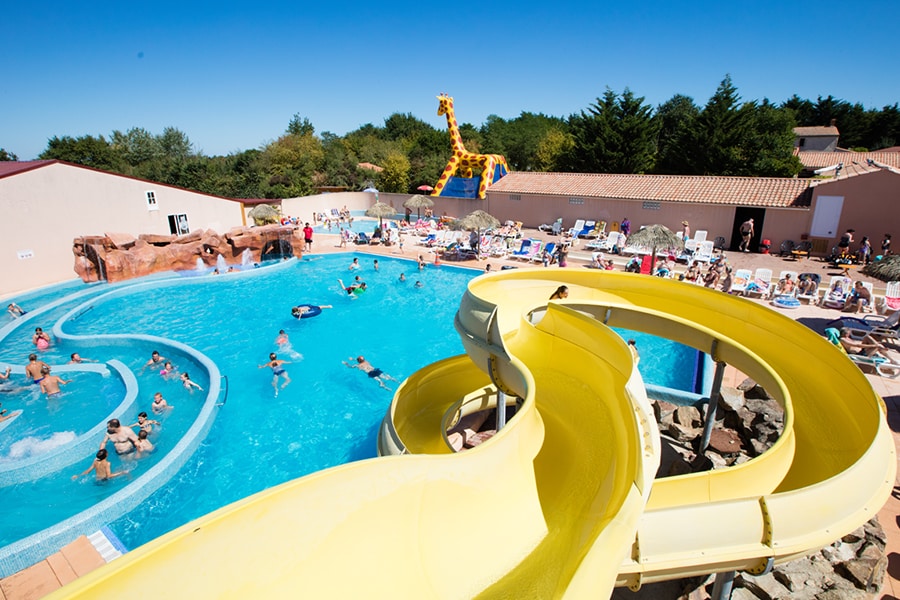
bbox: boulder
[674,405,702,428]
[104,232,136,250]
[139,233,176,245]
[718,385,745,412]
[666,421,701,444]
[707,427,743,455]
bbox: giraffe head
[437,94,454,116]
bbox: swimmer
[151,392,173,414]
[32,327,51,350]
[338,279,367,296]
[0,366,10,381]
[25,354,49,384]
[72,449,126,481]
[7,303,26,318]
[349,257,360,270]
[68,353,96,364]
[414,281,423,288]
[418,255,426,270]
[100,418,139,455]
[549,285,569,300]
[141,350,167,373]
[0,403,13,422]
[135,430,155,456]
[159,361,177,379]
[373,259,379,271]
[343,356,399,391]
[180,372,204,392]
[290,306,333,318]
[39,365,71,398]
[129,411,160,434]
[398,273,406,282]
[259,353,291,395]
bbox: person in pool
[338,279,367,296]
[343,356,398,390]
[7,303,26,318]
[135,430,155,456]
[129,411,160,434]
[141,350,167,373]
[290,305,333,318]
[180,372,204,392]
[25,354,49,384]
[151,392,173,414]
[100,418,139,455]
[159,361,177,379]
[68,353,96,364]
[72,448,126,481]
[259,353,291,395]
[39,365,71,398]
[32,327,51,350]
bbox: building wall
[0,163,244,297]
[795,136,838,152]
[806,170,900,254]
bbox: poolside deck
[3,229,898,599]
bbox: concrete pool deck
[2,229,898,599]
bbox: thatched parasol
[624,224,684,275]
[248,204,280,226]
[453,209,500,233]
[403,194,435,221]
[863,254,900,282]
[365,201,395,231]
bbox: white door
[809,195,844,238]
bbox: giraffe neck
[443,106,467,155]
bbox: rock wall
[73,225,303,283]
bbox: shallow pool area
[0,254,702,574]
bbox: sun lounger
[514,240,542,261]
[510,238,534,259]
[820,276,852,308]
[744,268,772,298]
[847,353,900,378]
[538,218,562,233]
[796,273,821,304]
[693,240,714,263]
[531,242,555,264]
[565,219,585,238]
[730,269,753,295]
[881,281,900,313]
[577,220,597,238]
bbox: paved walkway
[2,227,897,599]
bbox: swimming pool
[0,254,700,569]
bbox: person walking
[739,218,754,252]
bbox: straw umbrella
[403,194,434,221]
[365,201,395,232]
[624,224,684,275]
[453,210,500,253]
[248,204,280,226]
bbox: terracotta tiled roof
[0,160,56,179]
[793,126,839,136]
[797,151,900,169]
[488,172,814,208]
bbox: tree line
[2,76,898,198]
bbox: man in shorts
[739,218,754,252]
[100,418,139,455]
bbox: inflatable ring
[292,304,323,319]
[772,296,801,309]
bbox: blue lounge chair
[510,238,533,258]
[355,232,370,245]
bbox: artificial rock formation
[73,224,303,283]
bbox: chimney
[830,118,837,128]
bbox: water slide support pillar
[700,354,726,453]
[710,570,735,600]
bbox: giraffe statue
[432,94,509,199]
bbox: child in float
[159,361,177,379]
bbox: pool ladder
[217,374,229,406]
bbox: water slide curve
[53,269,895,599]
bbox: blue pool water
[0,255,698,556]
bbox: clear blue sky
[3,0,898,160]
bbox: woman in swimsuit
[32,327,51,350]
[259,353,291,396]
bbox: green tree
[287,114,315,136]
[653,94,700,174]
[110,127,161,167]
[561,88,657,174]
[39,134,124,171]
[481,112,567,171]
[377,152,410,193]
[534,128,574,172]
[0,148,18,161]
[742,99,802,177]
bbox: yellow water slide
[53,270,894,599]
